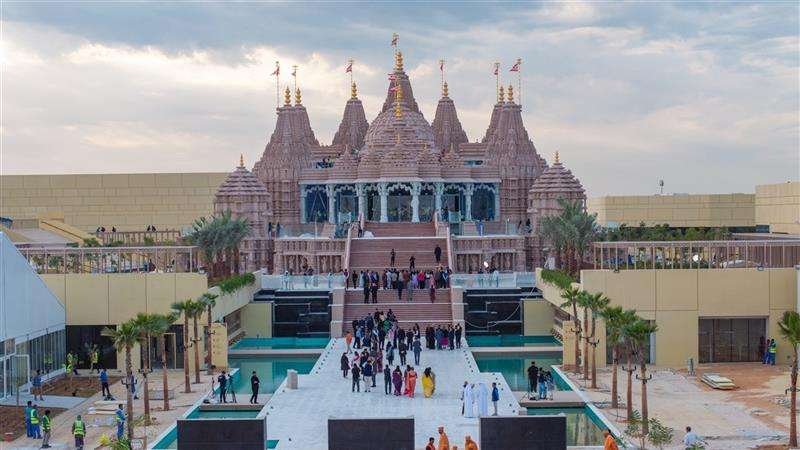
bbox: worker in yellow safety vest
[72,415,86,450]
[29,404,41,439]
[41,409,52,448]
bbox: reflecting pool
[472,352,566,391]
[527,407,606,446]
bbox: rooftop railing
[20,245,201,274]
[93,229,184,245]
[450,271,536,289]
[592,239,800,270]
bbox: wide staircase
[342,288,453,332]
[348,222,448,273]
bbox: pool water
[527,407,606,446]
[230,337,330,350]
[467,335,561,347]
[228,355,318,394]
[472,353,566,391]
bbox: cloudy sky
[1,1,798,196]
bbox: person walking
[217,370,228,403]
[227,372,237,403]
[413,337,422,366]
[396,277,404,301]
[40,409,52,448]
[114,404,125,440]
[527,361,539,399]
[491,382,500,416]
[72,415,86,450]
[392,366,403,395]
[24,401,33,438]
[30,404,41,439]
[425,437,436,450]
[455,324,462,349]
[351,363,361,392]
[345,331,353,353]
[390,249,396,267]
[399,341,408,366]
[768,338,777,365]
[383,364,392,395]
[362,360,374,392]
[464,435,478,450]
[250,371,260,404]
[409,255,416,270]
[32,370,44,401]
[341,352,350,378]
[90,346,100,374]
[538,371,548,400]
[434,245,442,264]
[429,282,436,303]
[437,426,449,450]
[100,368,111,400]
[603,429,619,450]
[370,280,378,304]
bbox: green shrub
[540,268,575,290]
[217,272,256,294]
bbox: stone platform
[263,338,522,449]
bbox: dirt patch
[43,375,122,398]
[0,405,66,441]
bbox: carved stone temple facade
[213,45,585,274]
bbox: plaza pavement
[263,337,522,449]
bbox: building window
[698,318,766,363]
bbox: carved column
[465,183,474,221]
[379,182,389,223]
[435,182,444,217]
[300,185,307,223]
[494,183,501,221]
[411,182,421,223]
[326,184,336,224]
[356,183,365,221]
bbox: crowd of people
[345,265,453,303]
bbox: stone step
[344,289,451,303]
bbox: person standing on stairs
[370,279,378,304]
[434,245,442,264]
[409,255,416,270]
[390,249,396,267]
[363,272,370,304]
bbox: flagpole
[275,61,280,109]
[439,59,445,94]
[348,59,353,86]
[292,65,298,93]
[517,58,522,107]
[494,62,500,101]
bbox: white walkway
[264,338,521,449]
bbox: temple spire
[442,82,449,98]
[351,82,358,99]
[507,84,514,103]
[554,151,560,164]
[498,85,505,103]
[295,87,302,105]
[284,86,291,106]
[395,51,404,72]
[239,153,245,168]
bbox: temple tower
[431,81,469,152]
[331,82,369,152]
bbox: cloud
[1,3,798,197]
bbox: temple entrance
[305,186,328,223]
[443,186,464,222]
[388,185,412,222]
[472,185,496,221]
[335,187,357,223]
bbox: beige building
[0,173,226,232]
[589,181,800,232]
[535,266,800,368]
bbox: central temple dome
[358,51,436,174]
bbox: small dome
[216,163,271,198]
[529,153,584,198]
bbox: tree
[625,318,658,434]
[576,291,593,380]
[600,306,637,410]
[198,293,219,375]
[560,286,582,373]
[537,199,597,277]
[171,300,195,393]
[150,312,178,411]
[130,313,158,424]
[778,310,800,447]
[102,321,139,441]
[187,299,206,384]
[186,211,250,280]
[648,418,675,449]
[584,292,610,389]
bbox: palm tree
[779,311,800,447]
[577,291,592,380]
[150,312,178,411]
[584,292,610,389]
[199,293,219,375]
[537,199,597,276]
[187,299,206,384]
[600,306,637,409]
[102,321,139,441]
[560,286,582,373]
[625,318,658,434]
[130,313,158,423]
[187,211,251,279]
[171,300,194,393]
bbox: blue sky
[2,1,798,196]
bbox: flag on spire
[510,60,521,72]
[291,65,297,77]
[391,33,399,47]
[345,61,353,73]
[271,61,280,76]
[493,63,499,75]
[439,60,444,72]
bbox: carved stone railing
[273,237,347,275]
[93,229,183,245]
[451,235,526,273]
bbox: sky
[1,1,798,196]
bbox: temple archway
[304,185,328,223]
[387,183,412,222]
[472,184,497,221]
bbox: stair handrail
[434,210,456,271]
[344,221,356,271]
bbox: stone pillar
[411,182,421,223]
[356,183,365,221]
[494,183,501,221]
[326,184,336,224]
[300,186,307,223]
[379,182,389,223]
[435,182,444,217]
[465,183,474,221]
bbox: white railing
[261,274,346,291]
[450,272,536,289]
